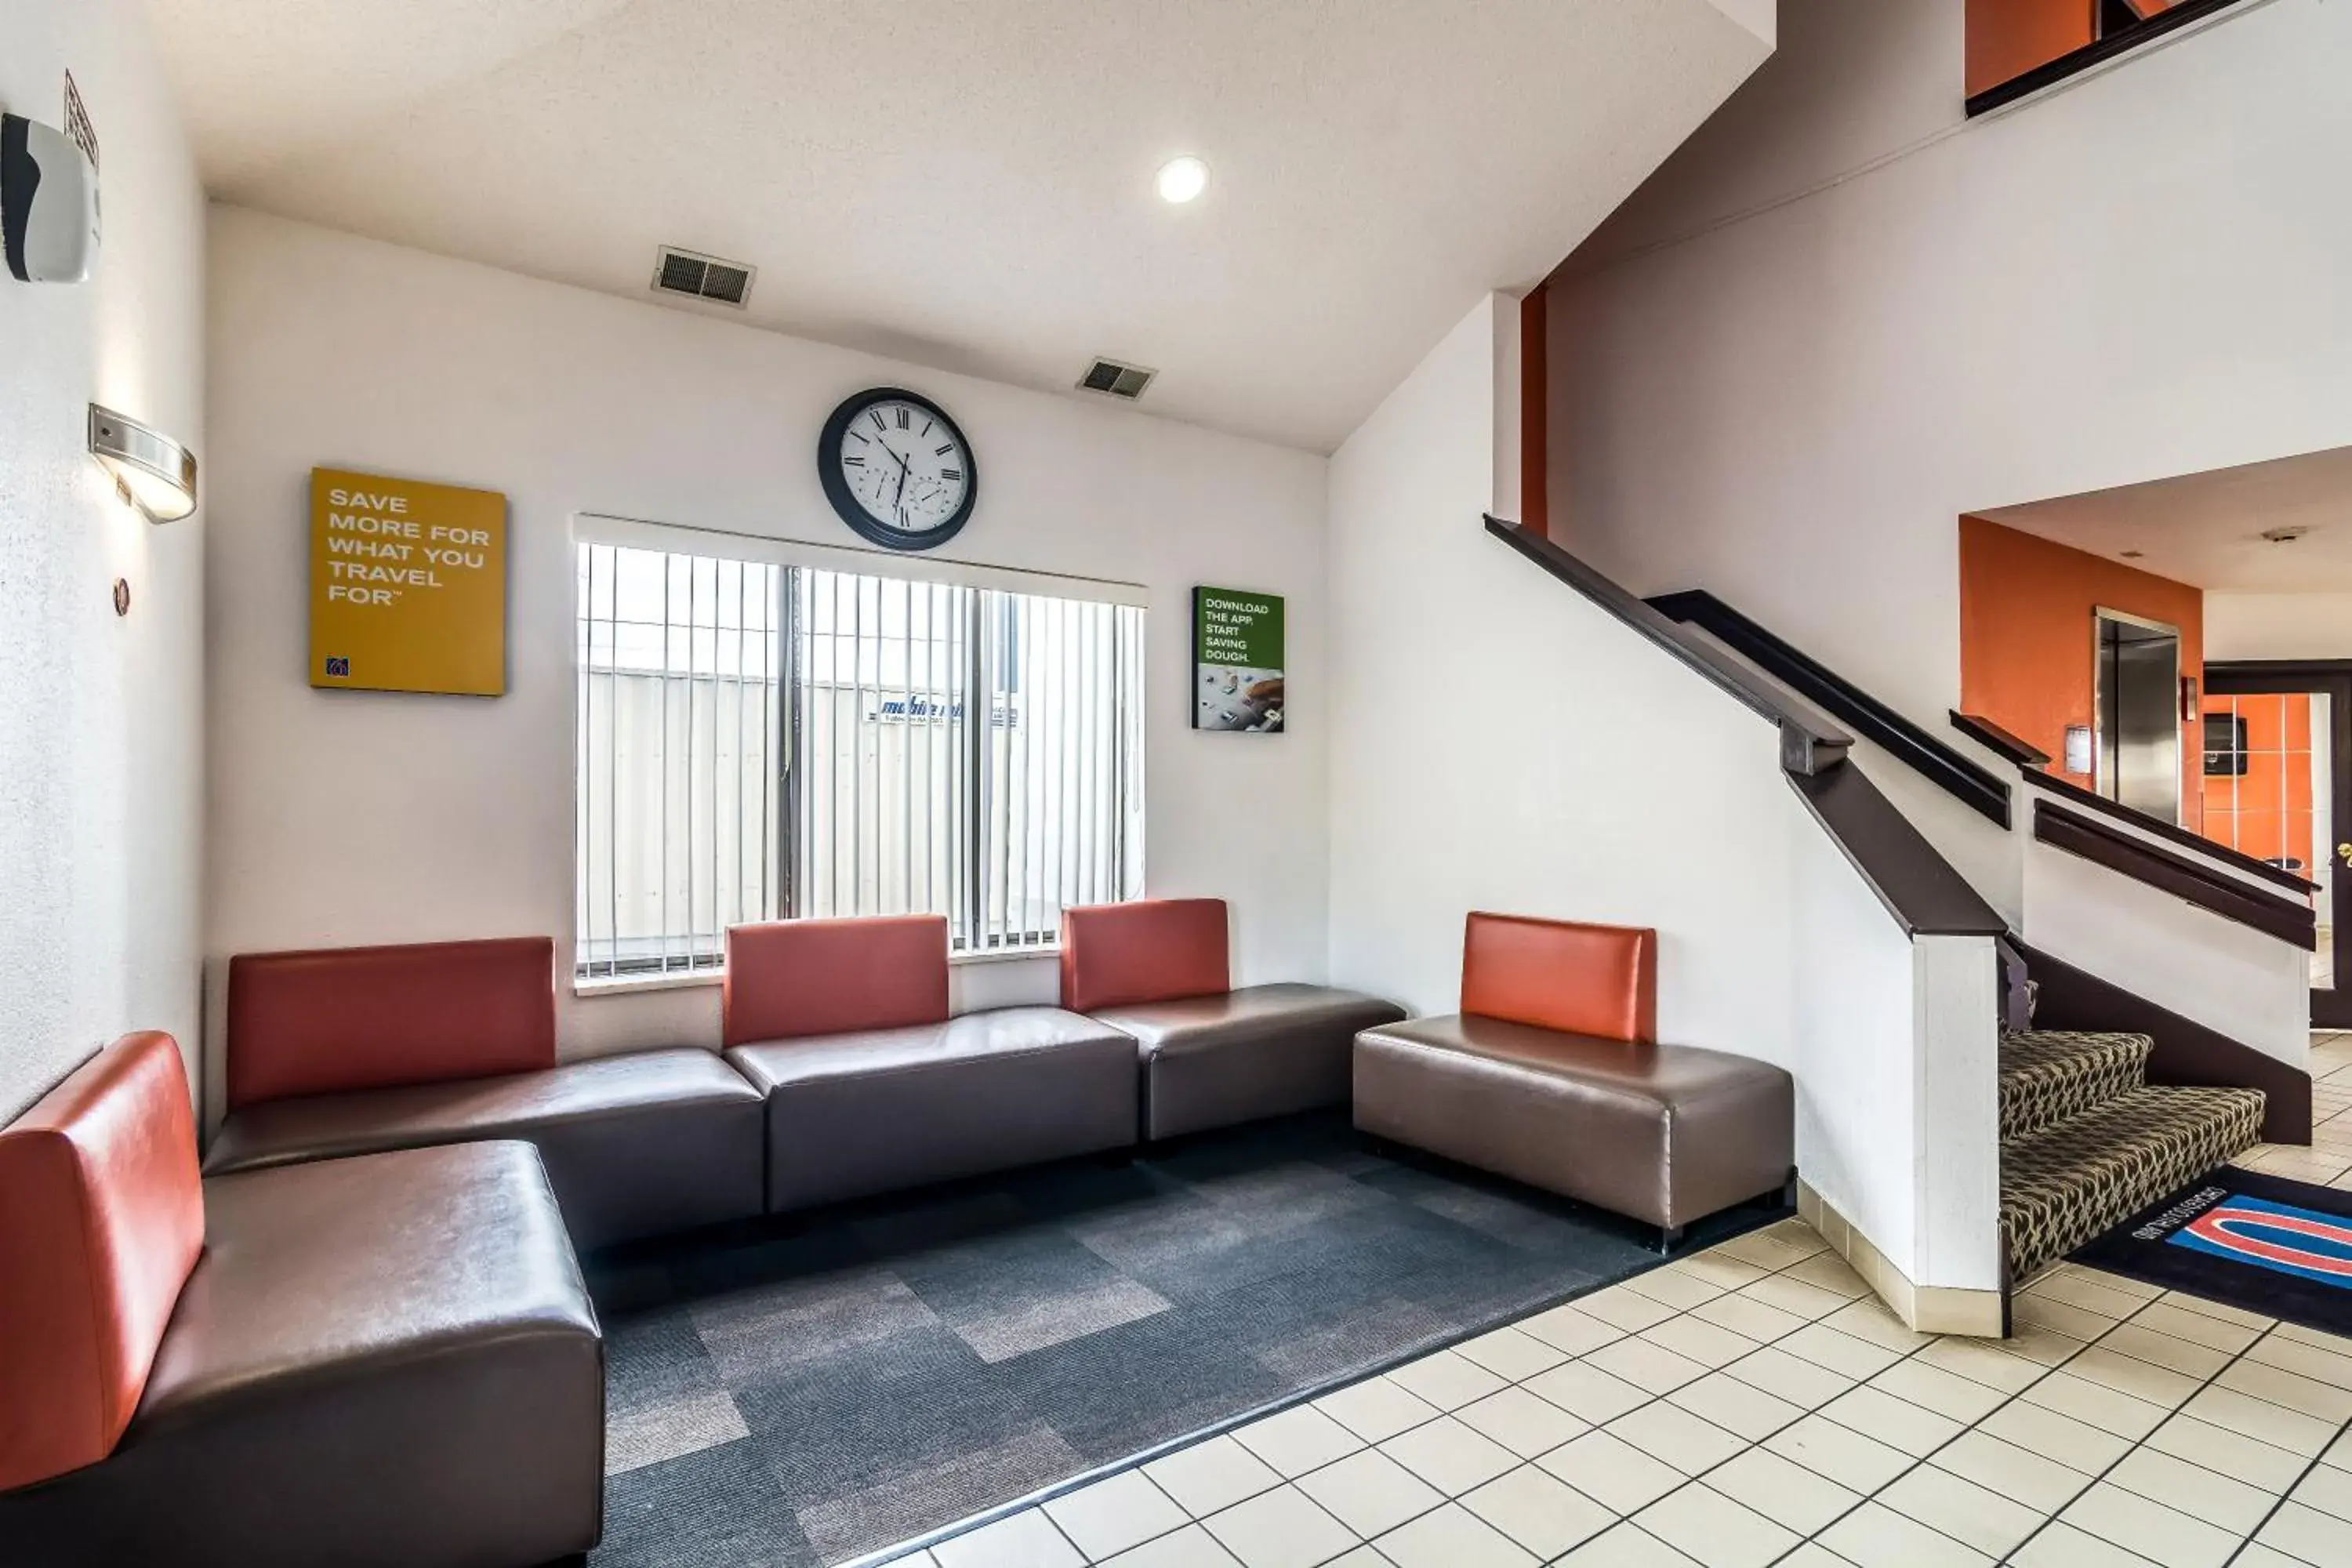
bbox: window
[576,532,1144,981]
[1965,0,2245,116]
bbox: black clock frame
[817,387,978,552]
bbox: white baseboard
[1797,1181,2004,1339]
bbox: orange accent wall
[1521,282,1549,539]
[2202,693,2315,871]
[1958,515,2205,829]
[1966,0,2096,99]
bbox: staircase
[1998,1031,2267,1280]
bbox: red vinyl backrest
[723,915,951,1046]
[0,1032,204,1492]
[1460,912,1657,1044]
[226,936,557,1110]
[1059,898,1231,1014]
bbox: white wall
[2022,805,2311,1069]
[1552,0,2352,734]
[1788,810,2001,1294]
[0,2,205,1121]
[2209,593,2352,662]
[1327,294,1805,1062]
[1327,292,2002,1295]
[205,209,1329,1110]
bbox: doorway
[2095,608,2183,824]
[2204,662,2351,1028]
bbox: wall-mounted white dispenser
[2,113,101,283]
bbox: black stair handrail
[1486,517,2005,938]
[2021,768,2321,898]
[1649,590,2013,829]
[2032,798,2318,950]
[1483,518,1853,775]
[1949,711,2049,770]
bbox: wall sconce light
[89,405,198,522]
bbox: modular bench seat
[1062,898,1406,1141]
[1354,913,1793,1244]
[203,936,765,1249]
[0,1034,602,1568]
[721,914,1139,1210]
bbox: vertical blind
[576,539,1143,979]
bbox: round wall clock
[818,387,978,551]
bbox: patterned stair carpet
[1998,1029,2266,1280]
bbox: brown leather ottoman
[1354,913,1793,1246]
[1093,984,1409,1140]
[727,1007,1140,1211]
[204,1047,767,1250]
[2,1137,603,1567]
[1355,1014,1793,1240]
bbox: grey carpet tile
[732,1329,1044,1505]
[846,1189,1037,1256]
[605,1308,727,1416]
[991,1307,1299,1463]
[793,1424,1083,1567]
[891,1225,1163,1327]
[582,1112,1776,1568]
[949,1272,1174,1364]
[667,1222,873,1300]
[598,1438,816,1568]
[1245,1293,1462,1386]
[690,1265,942,1384]
[608,1390,752,1476]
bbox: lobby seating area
[0,899,1818,1565]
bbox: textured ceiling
[1979,445,2352,592]
[149,0,1770,451]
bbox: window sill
[573,968,723,998]
[572,946,1059,998]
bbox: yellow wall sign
[310,468,507,696]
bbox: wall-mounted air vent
[1077,358,1157,401]
[652,245,756,308]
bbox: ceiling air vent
[652,245,756,308]
[1077,358,1156,401]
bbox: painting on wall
[1194,587,1283,733]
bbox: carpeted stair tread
[1998,1030,2154,1141]
[2000,1084,2266,1281]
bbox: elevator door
[2096,609,2182,824]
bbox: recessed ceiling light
[2120,550,2144,559]
[1156,156,1210,205]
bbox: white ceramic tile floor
[879,1203,2352,1566]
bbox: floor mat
[2071,1164,2352,1336]
[579,1112,1773,1567]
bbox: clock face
[818,389,978,551]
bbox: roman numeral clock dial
[818,388,978,552]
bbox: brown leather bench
[202,936,765,1249]
[1062,898,1406,1142]
[722,914,1139,1210]
[0,1033,603,1567]
[1354,913,1793,1248]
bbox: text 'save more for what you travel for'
[310,467,508,696]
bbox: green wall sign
[1194,587,1285,733]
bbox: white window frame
[572,514,1147,989]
